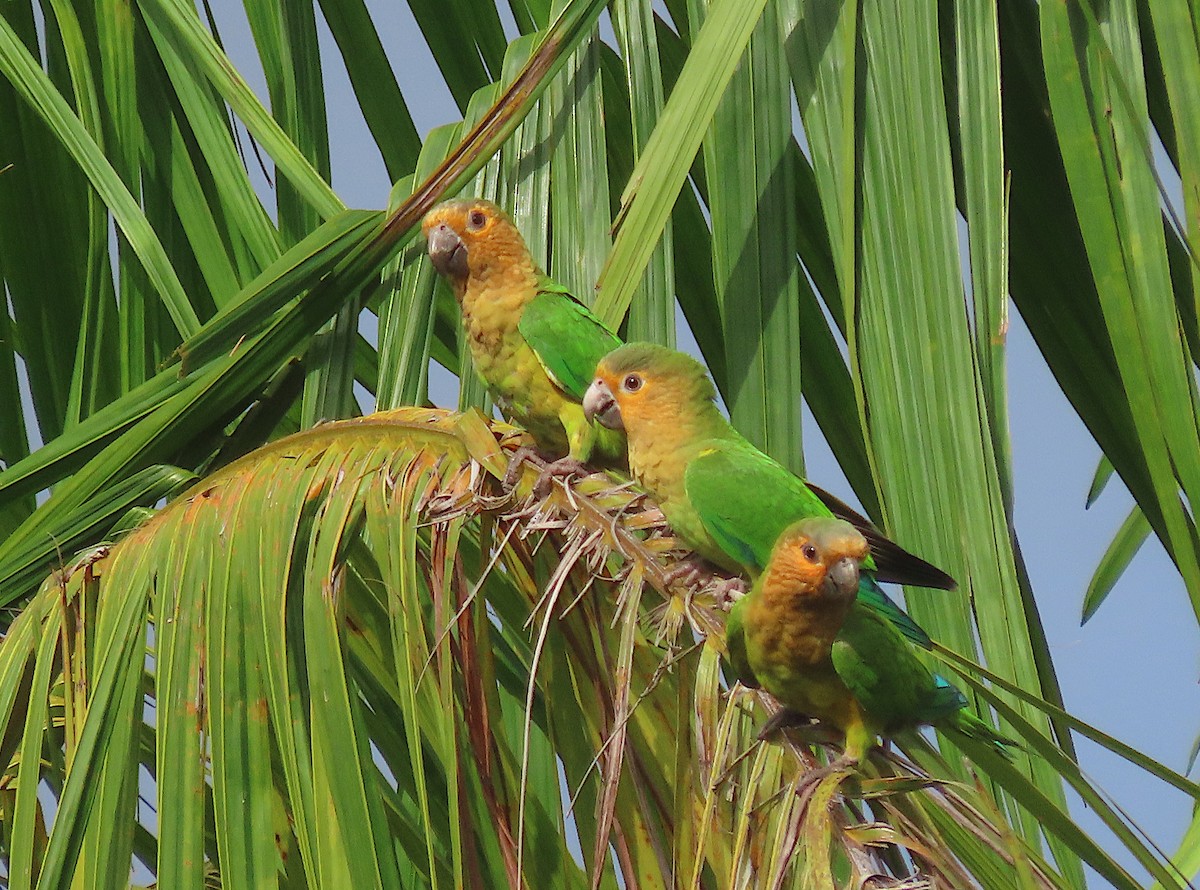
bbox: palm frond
[0,409,1181,887]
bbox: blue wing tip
[933,673,969,710]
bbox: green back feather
[683,440,855,572]
[854,576,932,649]
[519,284,621,401]
[831,606,965,728]
[684,442,935,647]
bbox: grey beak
[426,223,468,278]
[826,556,861,599]
[583,379,623,430]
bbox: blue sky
[217,2,1200,883]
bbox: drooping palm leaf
[0,408,1178,887]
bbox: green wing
[519,283,622,401]
[685,443,932,648]
[854,575,932,649]
[683,442,833,574]
[831,606,965,730]
[681,440,955,592]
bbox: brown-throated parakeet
[726,517,1011,767]
[582,342,956,647]
[422,198,625,476]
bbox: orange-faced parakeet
[582,343,955,646]
[726,517,1010,768]
[423,199,624,481]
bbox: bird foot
[662,555,716,590]
[531,456,591,498]
[711,575,749,608]
[662,558,746,608]
[502,446,550,491]
[754,707,842,751]
[756,708,819,742]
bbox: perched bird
[725,517,1011,771]
[422,198,624,485]
[582,342,955,645]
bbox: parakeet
[422,198,625,478]
[725,517,1011,767]
[581,342,955,645]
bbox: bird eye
[801,543,818,562]
[622,374,643,393]
[467,209,487,230]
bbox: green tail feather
[946,709,1020,762]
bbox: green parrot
[725,517,1011,769]
[422,198,625,483]
[581,342,956,646]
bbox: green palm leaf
[0,408,1169,887]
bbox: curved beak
[583,379,623,430]
[426,222,468,278]
[825,556,861,600]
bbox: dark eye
[622,374,643,393]
[467,209,487,230]
[802,544,818,562]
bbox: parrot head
[763,518,869,604]
[422,198,531,291]
[583,343,718,436]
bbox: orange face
[422,198,527,285]
[765,519,869,602]
[583,344,716,437]
[586,363,651,432]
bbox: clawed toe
[662,558,746,608]
[532,456,590,498]
[712,576,748,607]
[503,449,593,497]
[662,556,711,589]
[503,446,550,491]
